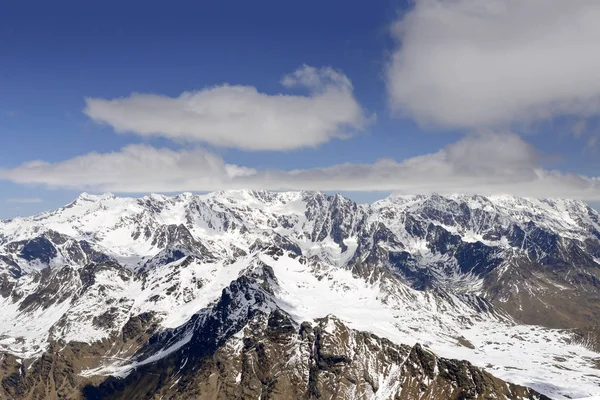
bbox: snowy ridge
[0,190,599,399]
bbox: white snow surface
[0,190,599,399]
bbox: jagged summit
[63,192,118,209]
[0,190,599,398]
[76,192,117,201]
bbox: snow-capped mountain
[0,191,599,399]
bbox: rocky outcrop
[80,313,547,400]
[77,271,547,400]
[0,312,160,400]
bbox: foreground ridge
[3,261,550,400]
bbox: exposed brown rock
[0,312,159,400]
[80,314,547,400]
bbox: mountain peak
[75,192,116,203]
[141,193,170,202]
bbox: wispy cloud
[5,198,43,204]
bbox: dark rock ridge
[79,270,547,400]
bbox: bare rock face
[0,312,160,400]
[78,313,548,400]
[482,256,600,329]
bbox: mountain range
[0,190,599,399]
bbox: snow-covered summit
[1,190,599,274]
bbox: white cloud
[2,134,600,200]
[84,65,370,151]
[4,198,42,204]
[0,144,254,193]
[386,0,600,130]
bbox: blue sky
[2,0,600,218]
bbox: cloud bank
[386,0,600,129]
[0,145,254,193]
[84,65,370,151]
[2,134,600,200]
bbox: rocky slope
[0,191,599,399]
[80,269,547,400]
[2,263,549,400]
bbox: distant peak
[142,193,169,202]
[380,192,592,213]
[75,192,116,202]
